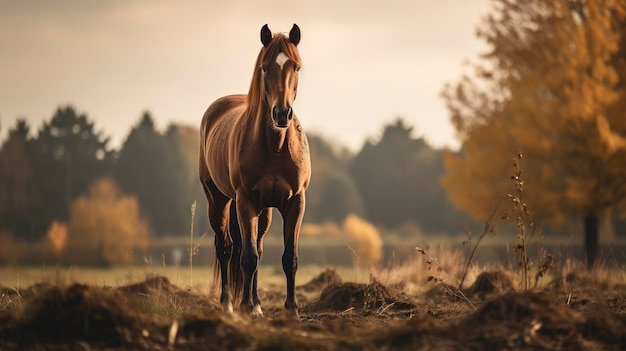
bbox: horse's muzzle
[272,106,293,128]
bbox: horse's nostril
[272,106,292,121]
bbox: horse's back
[200,94,247,199]
[201,94,247,131]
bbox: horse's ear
[289,24,301,46]
[261,24,272,47]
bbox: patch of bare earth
[0,268,625,350]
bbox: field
[1,255,626,351]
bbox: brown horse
[199,24,310,318]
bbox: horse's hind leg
[202,180,233,313]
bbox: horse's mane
[247,34,302,109]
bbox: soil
[0,269,625,350]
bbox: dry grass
[372,243,469,295]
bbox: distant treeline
[0,106,471,244]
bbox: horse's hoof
[222,302,234,314]
[286,309,300,321]
[252,305,264,318]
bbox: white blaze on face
[276,52,289,70]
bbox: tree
[441,0,626,268]
[0,120,43,239]
[350,118,469,233]
[29,106,114,236]
[171,124,210,236]
[305,134,364,223]
[116,112,191,236]
[66,178,149,266]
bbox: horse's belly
[210,167,236,199]
[205,140,236,199]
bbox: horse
[199,24,310,319]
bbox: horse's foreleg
[281,193,305,319]
[235,196,260,316]
[251,208,272,315]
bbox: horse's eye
[261,66,268,74]
[294,66,301,73]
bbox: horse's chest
[251,176,293,207]
[243,160,304,209]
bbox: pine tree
[0,120,43,239]
[116,112,191,236]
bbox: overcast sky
[0,0,491,152]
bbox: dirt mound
[465,291,582,325]
[117,274,219,317]
[458,291,626,350]
[607,293,626,316]
[466,270,515,296]
[2,270,625,350]
[176,311,252,349]
[118,274,177,294]
[1,282,56,305]
[298,268,342,292]
[3,283,168,350]
[309,278,415,313]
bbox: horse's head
[255,24,302,129]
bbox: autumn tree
[441,0,626,268]
[66,178,149,266]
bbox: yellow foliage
[343,214,383,268]
[300,221,343,237]
[597,116,626,153]
[66,178,149,265]
[47,220,68,255]
[441,0,626,224]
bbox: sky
[0,0,491,152]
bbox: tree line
[0,107,467,247]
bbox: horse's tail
[212,200,243,304]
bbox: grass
[0,264,374,291]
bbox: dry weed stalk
[504,153,531,290]
[534,249,554,288]
[188,201,206,287]
[459,152,552,291]
[416,246,476,310]
[459,201,502,290]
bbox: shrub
[46,220,67,257]
[66,178,149,266]
[343,214,383,268]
